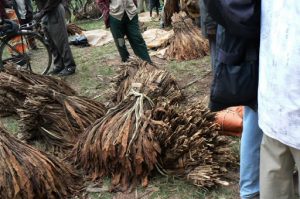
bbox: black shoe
[48,67,64,75]
[58,67,75,76]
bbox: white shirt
[110,0,137,21]
[259,0,300,149]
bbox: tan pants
[260,134,300,199]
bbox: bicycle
[0,19,52,75]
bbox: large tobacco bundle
[72,59,183,191]
[0,125,80,199]
[17,86,107,148]
[0,66,107,149]
[165,12,209,61]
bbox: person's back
[259,1,300,148]
[259,0,300,198]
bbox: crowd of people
[1,0,300,198]
[201,0,300,198]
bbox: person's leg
[109,15,130,62]
[46,4,76,74]
[208,35,216,70]
[156,0,160,16]
[43,16,64,73]
[290,147,300,197]
[239,107,263,199]
[138,0,145,13]
[125,15,151,63]
[260,134,295,199]
[149,3,153,17]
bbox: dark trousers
[208,35,216,70]
[43,4,76,69]
[109,14,151,63]
[150,0,160,17]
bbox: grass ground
[1,18,240,199]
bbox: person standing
[259,1,300,198]
[240,107,263,199]
[137,0,145,13]
[149,0,159,18]
[203,1,262,198]
[34,0,76,76]
[13,0,33,25]
[199,0,217,69]
[96,0,151,63]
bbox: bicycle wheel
[0,31,52,75]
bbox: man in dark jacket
[96,0,151,63]
[205,1,262,198]
[34,0,76,76]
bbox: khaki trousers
[260,134,300,199]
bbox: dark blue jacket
[204,0,260,38]
[205,0,261,111]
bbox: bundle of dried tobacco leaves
[67,23,86,35]
[72,59,183,191]
[0,66,107,149]
[0,125,80,199]
[165,12,209,61]
[153,101,237,188]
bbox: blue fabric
[240,106,263,198]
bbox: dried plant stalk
[165,12,209,61]
[72,59,183,191]
[0,125,80,199]
[67,23,86,35]
[0,66,107,149]
[153,101,237,187]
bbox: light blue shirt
[259,0,300,149]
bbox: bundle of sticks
[165,12,209,61]
[72,59,183,191]
[0,125,80,198]
[72,58,236,191]
[67,23,86,35]
[17,86,107,149]
[153,101,237,187]
[0,66,107,149]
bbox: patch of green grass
[144,20,161,29]
[148,176,209,199]
[67,43,118,97]
[208,186,239,199]
[166,57,211,75]
[1,117,19,134]
[75,20,105,31]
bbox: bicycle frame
[0,31,32,71]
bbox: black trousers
[150,0,160,16]
[42,4,76,70]
[110,14,151,63]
